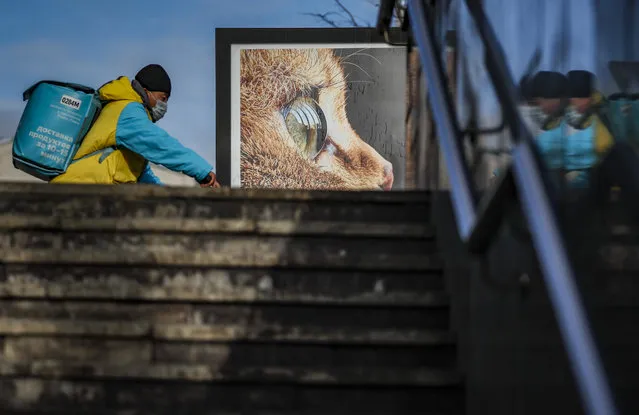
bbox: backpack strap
[71,146,117,164]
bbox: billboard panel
[216,29,407,190]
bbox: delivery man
[51,64,220,188]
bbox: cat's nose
[380,163,394,191]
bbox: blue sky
[0,0,378,165]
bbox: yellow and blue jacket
[51,76,212,185]
[533,92,614,187]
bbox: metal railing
[378,1,619,414]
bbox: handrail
[403,0,477,239]
[393,1,619,414]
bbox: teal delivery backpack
[12,81,102,181]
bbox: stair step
[0,319,451,345]
[0,185,462,414]
[0,265,445,306]
[0,300,450,344]
[8,412,459,415]
[0,183,433,202]
[0,231,442,270]
[0,216,435,238]
[0,184,432,224]
[1,337,455,368]
[0,378,465,415]
[0,359,461,386]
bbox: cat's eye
[283,96,328,159]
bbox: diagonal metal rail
[397,0,619,413]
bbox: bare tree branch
[303,12,340,28]
[361,0,404,28]
[335,0,360,26]
[304,0,402,28]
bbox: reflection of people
[518,73,541,136]
[493,72,565,180]
[530,71,568,170]
[563,70,614,186]
[531,71,567,131]
[52,64,220,188]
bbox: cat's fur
[240,48,394,190]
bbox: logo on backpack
[60,95,82,110]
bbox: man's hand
[199,171,221,188]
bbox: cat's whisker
[341,48,368,60]
[342,51,383,67]
[341,61,373,80]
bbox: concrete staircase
[0,183,464,415]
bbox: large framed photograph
[216,28,408,190]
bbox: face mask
[151,100,167,122]
[530,107,549,127]
[566,106,587,128]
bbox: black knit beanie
[567,70,594,98]
[135,64,172,97]
[533,71,568,99]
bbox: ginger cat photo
[239,47,406,190]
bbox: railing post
[407,0,476,239]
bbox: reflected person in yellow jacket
[563,70,614,187]
[52,64,220,188]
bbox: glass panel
[449,1,639,412]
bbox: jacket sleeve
[594,116,614,156]
[115,102,213,182]
[138,162,164,185]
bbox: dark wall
[433,194,582,414]
[434,191,639,415]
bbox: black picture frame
[214,27,407,187]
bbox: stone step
[1,337,456,370]
[0,359,462,386]
[0,265,445,306]
[0,379,465,414]
[0,231,442,270]
[0,183,432,224]
[0,184,462,414]
[0,319,452,345]
[0,216,435,238]
[0,183,433,202]
[0,301,451,344]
